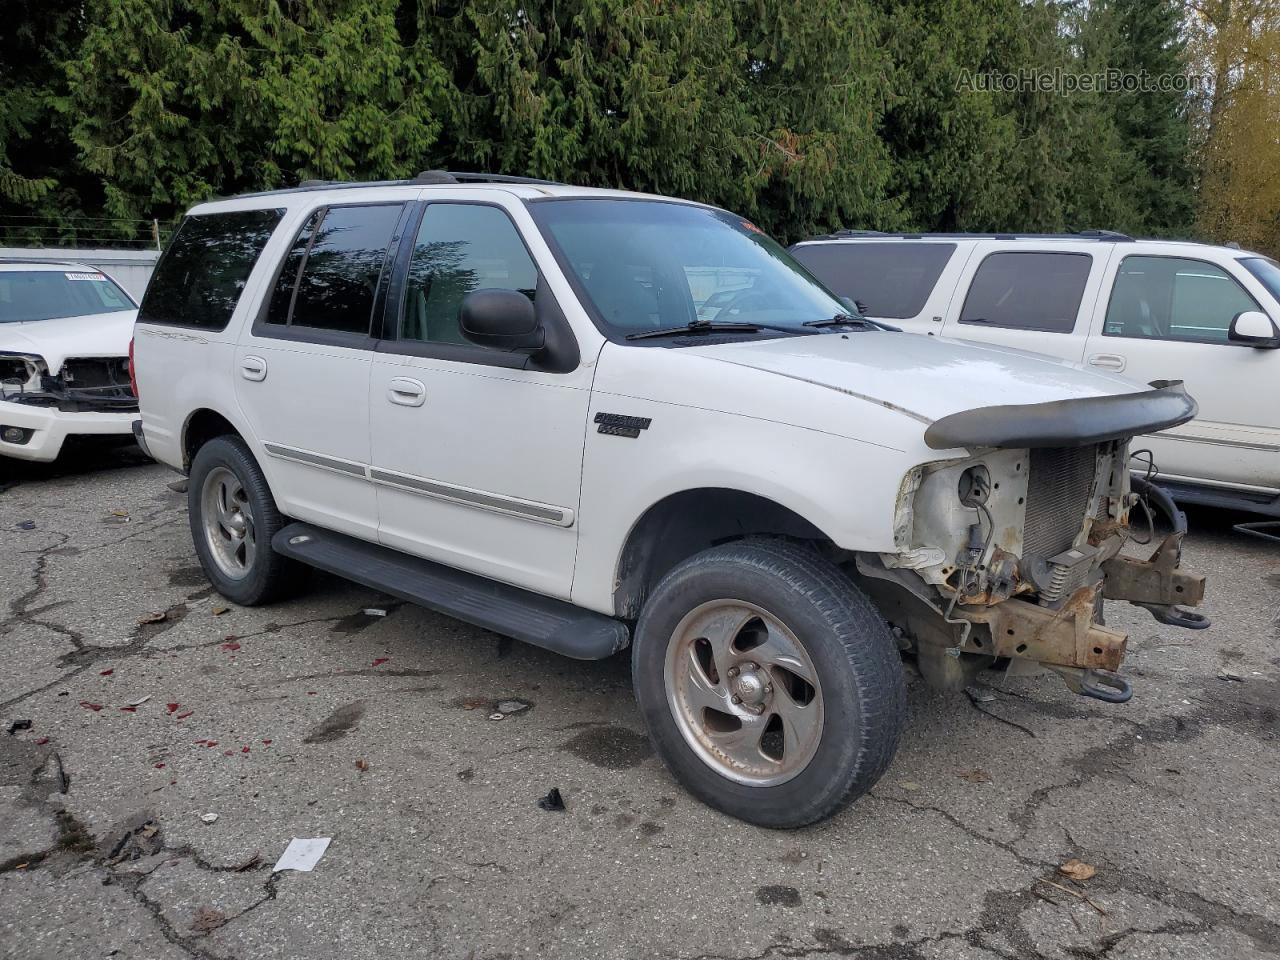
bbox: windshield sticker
[64,272,107,281]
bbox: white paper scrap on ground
[273,837,331,872]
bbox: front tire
[188,435,301,606]
[632,540,907,828]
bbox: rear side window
[268,204,403,335]
[791,242,955,319]
[959,252,1091,333]
[139,209,283,330]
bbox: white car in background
[0,261,140,462]
[790,233,1280,517]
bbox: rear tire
[632,540,906,828]
[188,435,301,605]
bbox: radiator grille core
[1022,446,1098,560]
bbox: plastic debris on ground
[496,699,531,716]
[362,608,388,617]
[273,837,331,872]
[537,787,566,812]
[200,813,219,825]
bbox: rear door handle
[240,356,267,381]
[1088,353,1126,372]
[387,377,426,407]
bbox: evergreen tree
[0,1,97,242]
[65,0,450,224]
[1107,0,1196,233]
[874,0,1026,231]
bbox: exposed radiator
[1023,445,1099,561]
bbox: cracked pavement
[1,446,1278,960]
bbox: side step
[272,522,629,660]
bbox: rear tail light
[128,337,139,399]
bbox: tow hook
[1135,602,1210,630]
[1047,664,1134,704]
[1101,531,1208,629]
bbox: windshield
[1240,257,1280,305]
[0,269,135,323]
[528,199,851,339]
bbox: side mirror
[460,289,543,352]
[1228,310,1280,348]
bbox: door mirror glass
[460,288,543,351]
[1229,310,1280,347]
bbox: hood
[688,331,1141,424]
[0,310,137,372]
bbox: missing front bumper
[949,530,1207,701]
[1101,531,1209,629]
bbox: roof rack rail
[232,171,567,200]
[1076,229,1134,241]
[801,229,1138,243]
[412,170,566,186]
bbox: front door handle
[1088,353,1126,372]
[387,377,426,407]
[240,356,267,381]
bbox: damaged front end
[858,383,1207,704]
[1,351,138,414]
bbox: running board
[271,522,629,660]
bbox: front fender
[569,396,921,614]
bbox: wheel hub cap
[200,466,256,581]
[731,664,768,708]
[663,600,825,787]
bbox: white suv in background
[0,261,140,461]
[133,175,1207,827]
[791,233,1280,516]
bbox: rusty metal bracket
[955,587,1128,672]
[1101,531,1207,629]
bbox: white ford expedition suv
[791,232,1280,517]
[134,174,1207,827]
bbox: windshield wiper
[625,319,816,341]
[802,313,901,332]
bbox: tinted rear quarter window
[791,242,956,319]
[960,252,1091,333]
[139,209,284,329]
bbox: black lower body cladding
[923,381,1197,451]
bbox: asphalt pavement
[1,445,1277,960]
